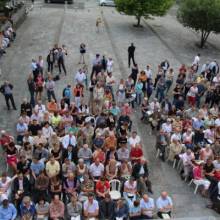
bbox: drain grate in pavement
[67,2,84,9]
[43,4,65,9]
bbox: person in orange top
[73,84,83,108]
[104,133,117,151]
[47,99,58,113]
[93,147,105,164]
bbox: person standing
[47,50,55,73]
[58,47,67,75]
[128,43,136,68]
[45,74,56,102]
[0,81,16,110]
[27,74,36,107]
[79,43,86,64]
[192,53,200,72]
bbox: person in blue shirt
[129,200,141,220]
[30,157,45,179]
[0,195,17,220]
[20,196,36,219]
[135,79,143,106]
[114,199,129,220]
[156,191,173,219]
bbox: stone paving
[0,0,220,218]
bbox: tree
[115,0,174,27]
[177,0,220,48]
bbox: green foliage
[0,0,9,10]
[177,0,220,47]
[115,0,174,26]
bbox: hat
[1,194,8,201]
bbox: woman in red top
[35,73,44,101]
[95,177,110,200]
[130,144,143,164]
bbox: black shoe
[13,107,17,110]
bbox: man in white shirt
[89,158,104,180]
[128,131,141,149]
[83,193,99,219]
[161,119,172,136]
[62,131,77,149]
[192,53,200,72]
[140,194,155,219]
[144,65,153,80]
[75,69,86,86]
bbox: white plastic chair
[109,179,121,200]
[156,148,160,158]
[188,179,200,194]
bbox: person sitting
[132,157,153,195]
[193,162,211,197]
[129,200,141,220]
[45,155,60,179]
[89,158,104,181]
[140,194,155,219]
[130,144,143,164]
[156,191,173,219]
[67,195,82,220]
[105,159,118,180]
[83,193,99,220]
[63,172,78,203]
[12,172,30,208]
[99,193,115,220]
[20,196,36,220]
[113,199,129,220]
[0,194,17,220]
[35,197,49,220]
[167,139,183,163]
[123,177,137,203]
[95,177,110,201]
[49,194,65,220]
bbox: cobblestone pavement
[0,0,219,218]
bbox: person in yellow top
[51,111,62,128]
[46,155,60,178]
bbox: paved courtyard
[0,0,220,218]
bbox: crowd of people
[0,24,16,58]
[0,39,220,220]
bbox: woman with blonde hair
[105,159,118,180]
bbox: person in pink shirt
[49,195,65,220]
[193,163,211,196]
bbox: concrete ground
[0,0,220,218]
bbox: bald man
[156,191,173,219]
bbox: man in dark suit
[0,81,16,110]
[128,43,136,68]
[99,193,115,220]
[132,157,153,194]
[62,144,78,164]
[12,172,30,208]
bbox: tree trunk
[136,16,141,27]
[200,30,211,48]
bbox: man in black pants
[0,81,17,110]
[58,47,67,75]
[128,43,136,68]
